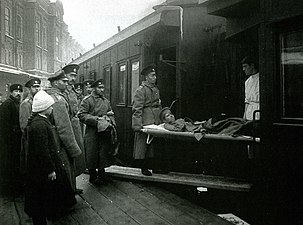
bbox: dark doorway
[157,46,177,110]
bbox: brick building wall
[0,0,85,82]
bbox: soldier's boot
[140,159,152,176]
[89,169,100,185]
[98,168,112,182]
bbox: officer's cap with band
[62,64,79,75]
[10,84,23,92]
[25,78,41,88]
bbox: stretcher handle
[252,110,261,144]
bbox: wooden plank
[0,199,20,225]
[135,182,233,225]
[105,166,252,192]
[50,215,79,225]
[110,179,215,225]
[81,174,171,225]
[0,195,11,207]
[14,196,33,225]
[69,195,108,225]
[76,176,139,225]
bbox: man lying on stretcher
[159,107,259,136]
[159,107,205,132]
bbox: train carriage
[0,65,44,99]
[70,0,303,223]
[206,0,303,224]
[72,2,233,172]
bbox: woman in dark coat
[24,91,76,225]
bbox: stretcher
[141,124,260,143]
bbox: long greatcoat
[0,95,22,188]
[47,88,81,191]
[25,114,76,218]
[19,95,33,132]
[132,81,162,159]
[78,91,115,170]
[64,85,86,176]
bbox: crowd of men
[0,64,120,224]
[0,63,179,224]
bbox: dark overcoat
[24,114,76,218]
[78,91,115,170]
[47,88,81,190]
[132,81,162,159]
[0,95,22,187]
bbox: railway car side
[206,0,303,224]
[73,5,232,169]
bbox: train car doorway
[157,46,177,110]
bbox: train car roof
[72,7,181,65]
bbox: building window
[35,19,41,46]
[131,61,140,103]
[16,15,23,40]
[5,49,12,65]
[36,50,42,70]
[79,74,84,83]
[5,7,11,35]
[280,29,303,119]
[103,66,111,99]
[117,63,127,105]
[42,25,47,49]
[55,31,61,60]
[89,71,97,80]
[17,53,23,68]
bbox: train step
[105,166,252,192]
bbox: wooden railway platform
[0,173,233,225]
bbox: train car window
[280,29,303,119]
[118,63,127,105]
[103,66,111,99]
[131,61,140,103]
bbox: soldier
[83,79,94,96]
[62,64,86,194]
[132,65,162,176]
[78,79,117,185]
[0,84,23,193]
[47,71,82,195]
[19,78,41,132]
[74,82,84,108]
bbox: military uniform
[62,64,86,178]
[19,96,33,132]
[19,78,41,132]
[0,84,23,191]
[47,70,82,192]
[78,79,116,183]
[132,81,162,159]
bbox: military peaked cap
[91,79,104,88]
[62,64,79,75]
[25,78,41,88]
[83,79,94,86]
[74,83,84,89]
[141,64,156,76]
[48,70,68,82]
[10,84,23,92]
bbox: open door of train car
[206,0,303,224]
